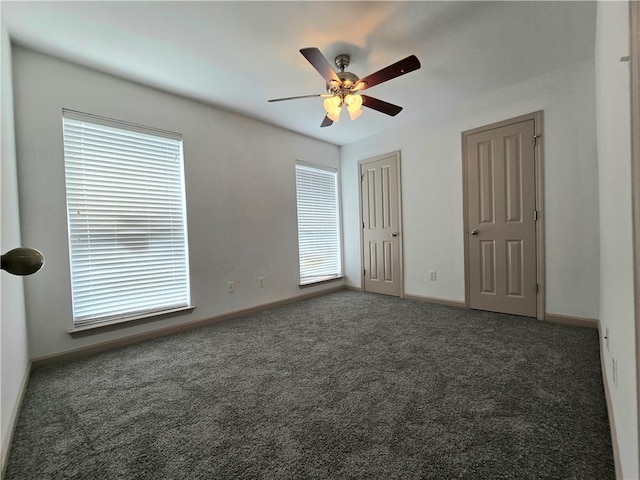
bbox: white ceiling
[2,1,596,146]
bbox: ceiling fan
[268,48,421,127]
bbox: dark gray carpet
[5,291,614,479]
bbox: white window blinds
[62,110,191,326]
[295,162,342,284]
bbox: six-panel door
[466,120,537,317]
[361,155,401,296]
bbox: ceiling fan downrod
[334,54,350,72]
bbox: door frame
[461,111,545,320]
[629,0,640,469]
[358,151,404,298]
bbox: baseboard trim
[32,286,343,368]
[544,313,598,329]
[1,360,32,479]
[598,320,623,479]
[403,293,467,309]
[343,285,363,292]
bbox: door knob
[471,229,479,236]
[391,232,398,237]
[1,247,44,276]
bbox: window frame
[62,109,193,331]
[294,160,343,286]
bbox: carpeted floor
[5,291,614,479]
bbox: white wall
[342,58,600,320]
[0,17,30,470]
[595,1,638,478]
[12,47,341,359]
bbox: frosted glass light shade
[327,107,342,122]
[348,108,363,121]
[323,96,342,115]
[345,94,363,112]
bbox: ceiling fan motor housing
[325,54,363,96]
[327,71,360,95]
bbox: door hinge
[364,269,366,276]
[362,222,365,229]
[534,210,538,221]
[533,134,541,146]
[361,174,365,182]
[536,283,539,294]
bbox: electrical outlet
[612,356,618,387]
[227,281,235,293]
[429,270,437,281]
[257,276,265,288]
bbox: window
[295,161,342,284]
[62,109,191,328]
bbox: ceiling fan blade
[320,115,334,127]
[356,55,421,91]
[268,94,329,102]
[300,48,340,83]
[361,95,403,116]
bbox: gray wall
[12,47,341,359]
[595,1,638,477]
[1,18,30,468]
[341,58,600,320]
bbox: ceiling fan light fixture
[345,94,363,111]
[345,94,363,121]
[269,48,421,128]
[323,96,342,121]
[327,107,342,122]
[348,108,363,121]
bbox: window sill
[68,306,196,335]
[299,275,344,289]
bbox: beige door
[465,119,537,317]
[360,153,402,296]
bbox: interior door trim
[629,0,640,470]
[358,151,404,298]
[461,111,545,320]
